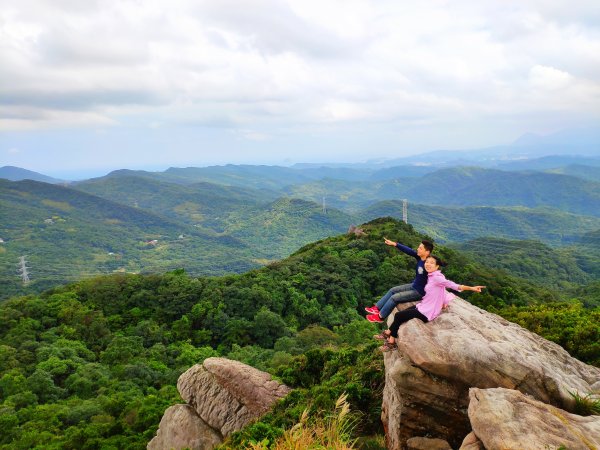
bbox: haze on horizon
[1,0,600,179]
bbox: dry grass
[247,393,358,450]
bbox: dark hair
[427,255,447,267]
[421,240,434,253]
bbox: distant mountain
[73,174,276,231]
[0,166,65,184]
[544,164,600,182]
[74,174,359,260]
[496,155,600,172]
[0,179,259,299]
[402,167,600,216]
[225,197,356,258]
[281,166,600,216]
[360,202,600,246]
[369,165,439,180]
[379,127,600,166]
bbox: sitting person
[365,238,434,323]
[376,255,486,351]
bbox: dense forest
[1,218,598,449]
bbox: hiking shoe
[373,331,390,340]
[379,341,398,352]
[365,306,380,314]
[366,314,383,323]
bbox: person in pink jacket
[377,255,485,351]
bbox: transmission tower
[18,256,31,285]
[322,196,327,214]
[402,199,408,224]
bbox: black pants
[389,305,428,338]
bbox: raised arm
[383,237,417,258]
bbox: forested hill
[0,179,258,299]
[401,167,600,215]
[1,218,598,449]
[73,174,276,231]
[361,201,600,246]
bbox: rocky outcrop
[382,298,600,449]
[148,357,291,450]
[147,404,221,450]
[467,387,600,450]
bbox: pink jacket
[416,270,460,321]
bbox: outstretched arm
[458,285,486,293]
[383,237,418,258]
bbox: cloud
[529,65,573,90]
[0,0,599,146]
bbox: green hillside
[361,202,600,246]
[282,166,600,215]
[225,197,356,259]
[546,164,600,182]
[0,180,258,299]
[403,167,600,215]
[0,218,597,449]
[454,237,591,289]
[73,174,275,232]
[1,179,364,299]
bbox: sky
[1,0,600,178]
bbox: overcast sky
[1,0,599,178]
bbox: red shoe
[366,314,383,323]
[365,306,380,314]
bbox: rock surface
[468,387,600,450]
[406,436,452,449]
[458,432,485,450]
[147,404,221,450]
[149,357,291,449]
[382,298,600,449]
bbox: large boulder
[382,298,600,449]
[467,387,600,450]
[148,357,291,449]
[147,404,221,450]
[178,357,291,437]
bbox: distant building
[146,240,158,246]
[44,218,54,224]
[0,238,4,244]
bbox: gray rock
[177,357,291,437]
[147,404,222,450]
[382,298,600,449]
[468,387,600,450]
[149,357,290,450]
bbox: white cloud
[0,0,599,162]
[529,65,573,90]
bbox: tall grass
[247,393,358,450]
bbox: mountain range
[2,148,600,299]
